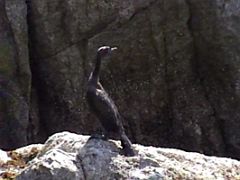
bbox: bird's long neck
[91,53,102,84]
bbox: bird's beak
[111,47,118,51]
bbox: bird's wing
[88,89,122,131]
[94,89,118,115]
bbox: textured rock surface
[0,0,30,149]
[0,0,240,160]
[14,132,240,180]
[0,144,43,179]
[187,0,240,159]
[0,149,10,165]
[26,0,240,159]
[17,149,82,180]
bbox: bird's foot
[121,146,135,157]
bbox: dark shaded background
[0,0,240,160]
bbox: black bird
[86,46,134,156]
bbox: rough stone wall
[1,0,240,159]
[187,0,240,159]
[0,0,30,149]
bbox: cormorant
[86,46,134,156]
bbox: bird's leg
[120,131,135,156]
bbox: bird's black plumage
[86,46,134,156]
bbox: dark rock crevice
[25,0,50,143]
[25,0,34,144]
[185,0,226,156]
[34,18,118,62]
[162,0,175,146]
[127,0,159,23]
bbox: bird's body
[86,81,121,134]
[86,46,134,156]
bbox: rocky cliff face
[0,0,240,159]
[0,0,30,149]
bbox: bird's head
[97,46,117,58]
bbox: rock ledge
[0,132,239,180]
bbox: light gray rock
[16,132,240,180]
[0,144,43,179]
[0,149,11,165]
[38,131,89,155]
[17,149,83,180]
